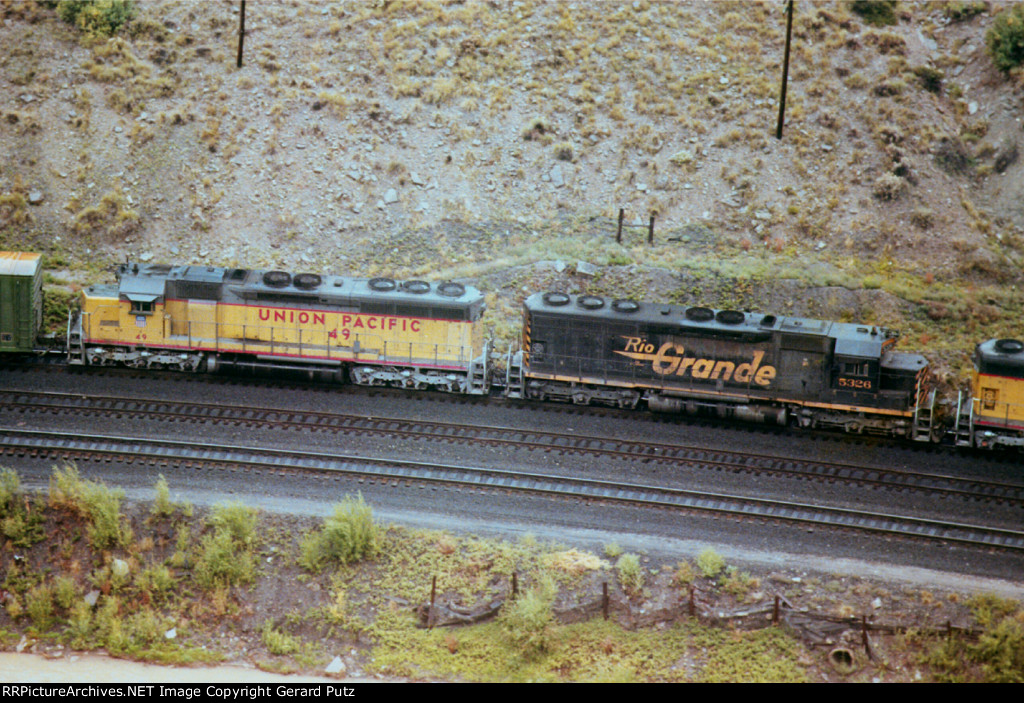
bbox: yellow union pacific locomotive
[954,338,1024,449]
[68,261,490,393]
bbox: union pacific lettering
[340,314,421,333]
[257,308,327,325]
[615,336,777,387]
[254,308,422,333]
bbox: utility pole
[236,0,246,69]
[776,0,794,139]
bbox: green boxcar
[0,251,43,353]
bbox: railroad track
[2,427,1022,553]
[2,389,1023,506]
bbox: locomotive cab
[829,329,889,397]
[964,338,1024,448]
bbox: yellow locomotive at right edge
[954,339,1024,449]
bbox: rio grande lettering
[615,336,777,387]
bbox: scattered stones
[325,656,346,676]
[669,149,694,165]
[550,164,564,188]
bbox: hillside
[1,0,1023,378]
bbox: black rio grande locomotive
[507,292,936,440]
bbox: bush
[934,137,974,174]
[616,554,644,594]
[994,138,1019,173]
[57,0,136,37]
[912,66,944,93]
[501,576,557,659]
[553,141,574,162]
[697,548,726,579]
[151,475,173,517]
[208,501,258,549]
[986,4,1024,73]
[299,495,379,572]
[191,500,259,591]
[924,595,1024,682]
[25,584,55,630]
[49,463,127,550]
[0,467,22,512]
[850,1,897,27]
[193,530,256,591]
[944,2,988,22]
[261,622,300,656]
[873,173,907,201]
[0,468,44,548]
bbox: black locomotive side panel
[528,310,836,403]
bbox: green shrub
[151,475,173,517]
[67,602,93,648]
[0,468,44,548]
[972,616,1024,682]
[850,1,897,27]
[189,501,260,591]
[136,565,176,603]
[25,584,55,630]
[54,576,79,611]
[49,463,127,550]
[674,560,697,586]
[41,288,77,334]
[924,595,1024,682]
[193,530,256,591]
[501,576,557,660]
[57,0,136,37]
[0,468,19,511]
[912,65,944,93]
[616,554,644,593]
[299,495,379,572]
[553,141,574,162]
[208,501,258,549]
[986,4,1024,73]
[696,549,726,579]
[261,622,300,655]
[944,2,988,22]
